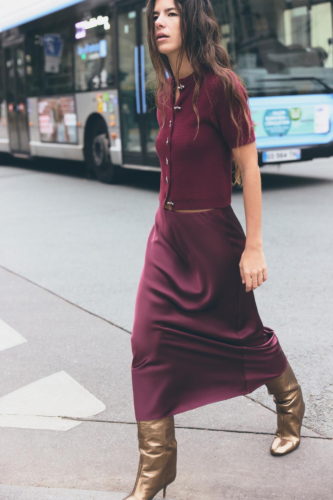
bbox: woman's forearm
[241,164,263,249]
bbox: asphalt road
[0,155,332,498]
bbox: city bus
[0,0,332,183]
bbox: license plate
[262,148,301,163]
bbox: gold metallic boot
[265,361,305,456]
[123,415,177,500]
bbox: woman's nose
[155,15,165,26]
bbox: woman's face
[153,0,182,56]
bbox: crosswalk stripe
[0,370,106,431]
[0,318,27,352]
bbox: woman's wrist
[245,238,263,250]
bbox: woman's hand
[239,245,268,292]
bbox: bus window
[212,0,333,95]
[25,32,44,96]
[0,46,4,117]
[26,24,74,96]
[74,11,114,91]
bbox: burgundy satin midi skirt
[130,204,288,421]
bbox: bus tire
[85,131,119,184]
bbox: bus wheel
[86,131,118,184]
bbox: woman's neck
[168,57,194,80]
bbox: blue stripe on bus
[140,44,147,114]
[134,45,141,114]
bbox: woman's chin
[158,47,178,56]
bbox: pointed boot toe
[123,483,168,499]
[270,435,301,456]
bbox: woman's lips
[156,33,169,40]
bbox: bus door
[4,43,30,155]
[118,2,159,168]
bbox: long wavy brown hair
[145,0,255,186]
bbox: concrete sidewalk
[0,418,332,499]
[0,486,130,500]
[0,485,174,500]
[0,267,332,500]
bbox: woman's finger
[257,270,264,286]
[263,267,268,281]
[251,272,258,289]
[239,262,245,283]
[245,271,253,292]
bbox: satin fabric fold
[131,205,288,421]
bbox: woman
[124,1,305,499]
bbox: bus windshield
[221,0,333,96]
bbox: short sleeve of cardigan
[214,74,256,149]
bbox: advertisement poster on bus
[38,96,77,143]
[250,93,333,149]
[42,33,63,73]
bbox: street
[0,156,332,499]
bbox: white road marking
[0,318,27,352]
[0,370,106,431]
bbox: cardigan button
[166,157,169,165]
[173,105,182,110]
[177,83,185,90]
[165,176,168,183]
[169,120,172,127]
[166,137,169,144]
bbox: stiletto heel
[123,415,177,499]
[265,361,305,456]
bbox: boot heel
[163,484,167,498]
